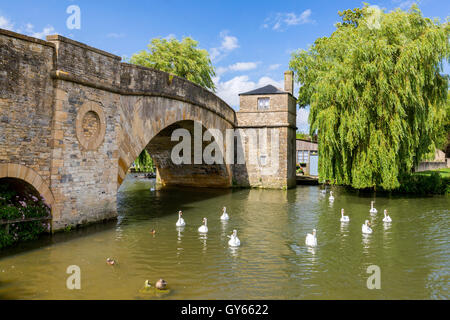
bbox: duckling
[155,278,167,290]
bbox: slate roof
[238,84,288,96]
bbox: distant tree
[289,4,449,190]
[134,149,154,173]
[129,37,216,91]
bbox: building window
[257,98,270,110]
[297,150,309,164]
[259,155,267,166]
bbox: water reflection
[0,174,448,300]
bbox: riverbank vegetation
[394,170,450,195]
[0,180,51,249]
[290,4,449,192]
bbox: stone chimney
[284,70,294,95]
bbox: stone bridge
[0,29,296,231]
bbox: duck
[198,217,208,233]
[150,187,155,192]
[305,229,317,247]
[340,208,350,222]
[228,230,240,247]
[144,280,152,288]
[106,258,116,265]
[176,210,186,227]
[329,191,335,202]
[220,207,230,221]
[362,220,373,234]
[370,201,378,214]
[382,209,392,222]
[321,185,327,194]
[150,229,156,235]
[155,279,167,290]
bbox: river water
[0,174,448,299]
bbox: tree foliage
[129,37,216,91]
[134,149,154,173]
[289,4,449,190]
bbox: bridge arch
[0,164,55,213]
[118,96,234,188]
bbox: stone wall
[0,29,238,230]
[0,30,55,185]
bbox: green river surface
[0,174,449,299]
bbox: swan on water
[175,210,186,227]
[220,206,230,221]
[305,229,317,247]
[329,191,335,202]
[198,217,208,233]
[321,185,327,194]
[228,230,241,247]
[362,220,373,234]
[382,209,392,222]
[370,201,378,214]
[340,208,350,222]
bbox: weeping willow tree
[134,149,154,173]
[289,4,449,190]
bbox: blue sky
[1,0,449,132]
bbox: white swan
[370,201,377,214]
[329,191,335,202]
[362,220,373,234]
[198,217,208,233]
[305,229,317,247]
[175,210,185,227]
[321,185,327,194]
[382,209,392,222]
[340,208,350,222]
[220,206,229,221]
[228,230,240,247]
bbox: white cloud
[0,16,14,31]
[269,64,281,70]
[0,16,56,40]
[29,25,55,39]
[263,10,314,31]
[228,62,259,72]
[210,31,239,62]
[215,61,260,76]
[392,0,415,10]
[221,34,239,51]
[297,107,310,133]
[214,75,283,108]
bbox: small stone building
[296,139,318,176]
[233,71,297,189]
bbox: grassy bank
[393,169,450,195]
